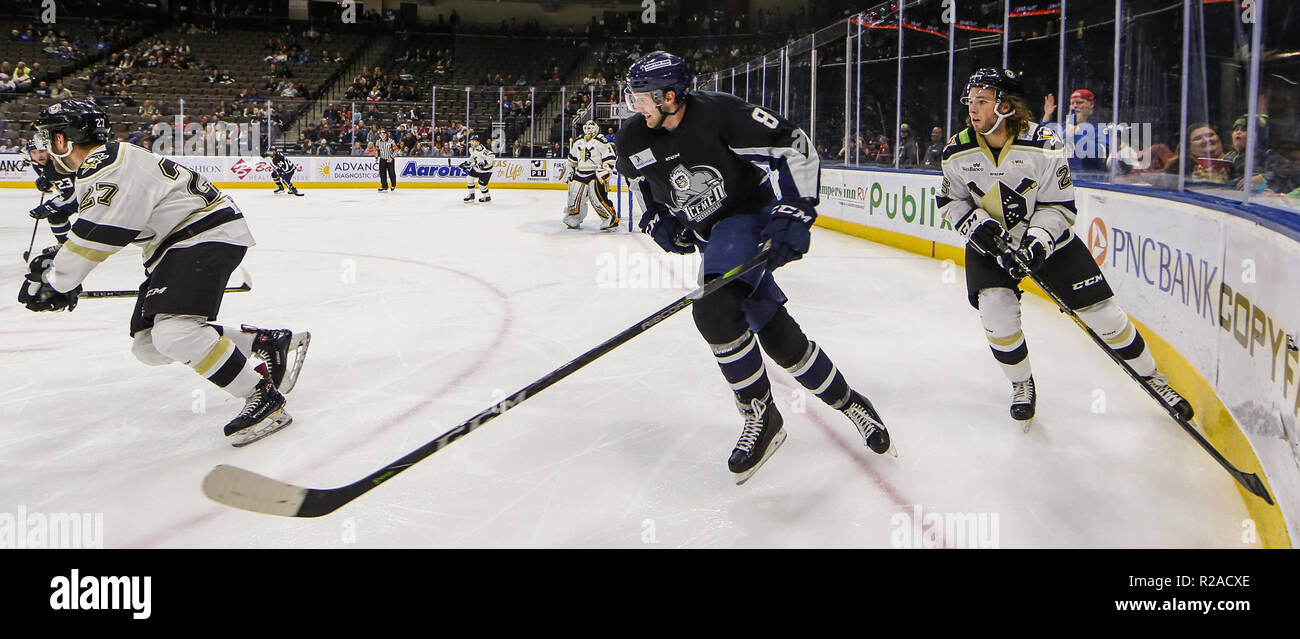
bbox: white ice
[0,186,1254,548]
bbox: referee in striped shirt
[376,130,398,192]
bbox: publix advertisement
[817,168,955,247]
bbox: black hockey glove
[760,200,817,269]
[458,160,472,172]
[29,200,61,220]
[18,246,80,312]
[640,209,695,255]
[35,175,53,192]
[955,208,1005,257]
[1003,227,1054,279]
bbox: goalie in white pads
[562,120,620,231]
[461,136,494,202]
[937,69,1192,429]
[19,99,311,447]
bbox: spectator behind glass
[1042,88,1108,173]
[896,123,919,167]
[922,126,944,170]
[1224,113,1300,195]
[1163,123,1230,184]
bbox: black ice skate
[223,376,292,447]
[1011,377,1036,431]
[729,396,786,485]
[272,184,285,194]
[243,325,311,394]
[841,390,896,456]
[478,195,491,203]
[290,187,304,196]
[1145,372,1194,421]
[464,192,476,202]
[378,187,388,192]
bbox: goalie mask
[582,120,599,138]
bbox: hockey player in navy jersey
[937,68,1192,429]
[18,99,309,447]
[26,136,76,245]
[615,51,894,484]
[267,147,303,196]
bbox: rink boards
[818,166,1299,549]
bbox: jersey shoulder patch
[76,142,122,180]
[942,128,979,161]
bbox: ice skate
[1011,377,1036,432]
[1145,372,1194,421]
[464,192,476,202]
[599,215,621,232]
[272,184,285,194]
[223,376,292,447]
[244,325,311,394]
[478,195,491,203]
[729,396,786,485]
[841,390,895,456]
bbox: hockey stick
[994,236,1274,505]
[22,192,46,262]
[202,246,773,517]
[83,267,254,299]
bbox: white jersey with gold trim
[936,122,1076,249]
[567,134,615,179]
[468,145,495,172]
[49,141,254,292]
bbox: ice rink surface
[0,186,1255,548]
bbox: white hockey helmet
[583,120,599,137]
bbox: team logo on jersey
[668,164,727,222]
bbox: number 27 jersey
[50,141,253,293]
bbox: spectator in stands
[350,141,365,156]
[52,81,72,100]
[281,82,299,98]
[34,80,50,97]
[0,74,14,93]
[1042,88,1108,172]
[218,69,234,84]
[922,126,944,169]
[205,69,219,84]
[896,123,920,167]
[314,137,331,156]
[1163,122,1230,184]
[13,62,32,89]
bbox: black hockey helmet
[962,68,1024,104]
[36,99,111,145]
[266,146,278,155]
[624,51,692,107]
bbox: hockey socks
[710,332,772,407]
[977,288,1033,382]
[1076,299,1156,376]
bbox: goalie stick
[994,236,1274,505]
[82,268,253,299]
[202,246,773,517]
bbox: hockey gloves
[1003,227,1055,279]
[35,175,52,192]
[640,210,695,255]
[955,208,1006,257]
[17,246,80,312]
[760,200,817,269]
[29,200,61,220]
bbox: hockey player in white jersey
[937,69,1191,429]
[562,120,619,231]
[18,99,310,447]
[460,136,494,202]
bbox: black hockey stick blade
[83,268,253,299]
[202,246,772,517]
[995,237,1274,505]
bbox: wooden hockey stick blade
[202,248,771,517]
[995,237,1274,504]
